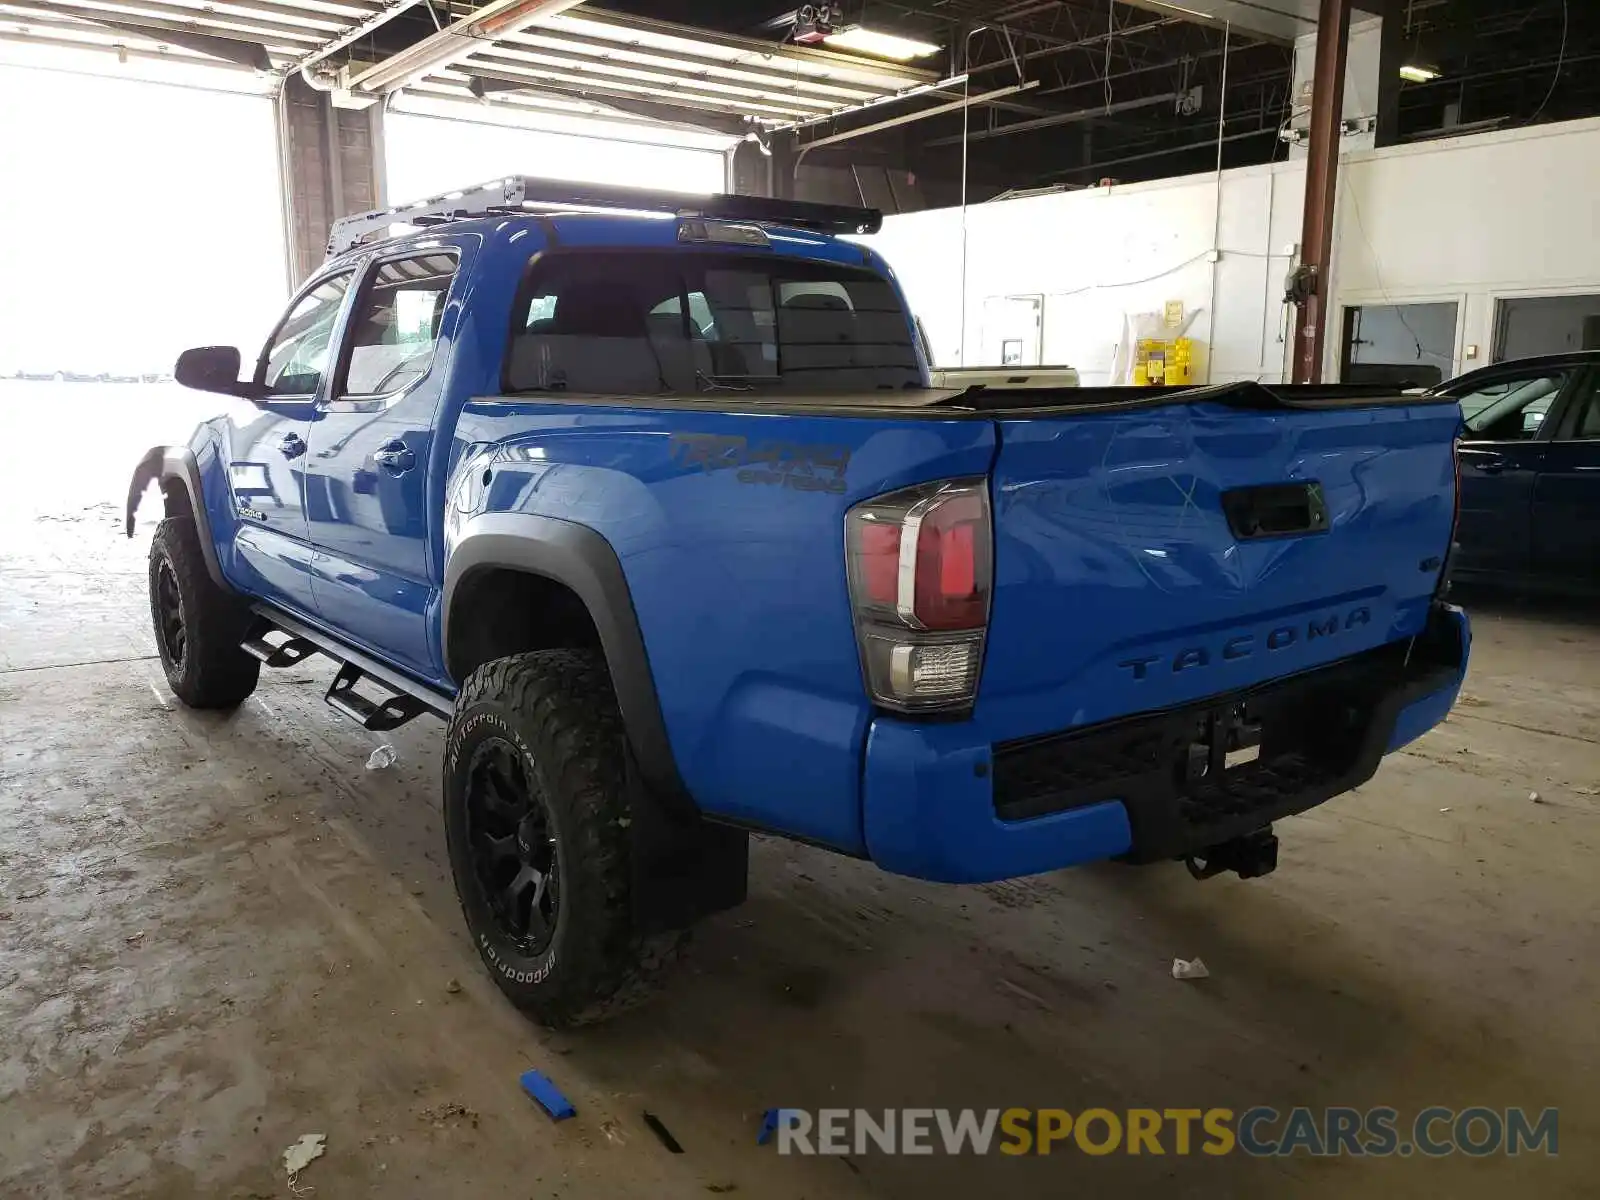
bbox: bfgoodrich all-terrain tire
[443,649,685,1026]
[148,517,260,709]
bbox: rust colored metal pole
[1292,0,1354,383]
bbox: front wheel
[443,649,685,1026]
[148,517,259,709]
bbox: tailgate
[978,397,1459,739]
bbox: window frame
[326,246,462,411]
[254,268,358,399]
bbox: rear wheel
[443,649,684,1026]
[148,517,259,709]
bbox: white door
[980,295,1043,367]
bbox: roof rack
[326,176,883,257]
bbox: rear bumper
[861,604,1470,883]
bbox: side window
[338,253,458,398]
[1462,373,1567,441]
[260,273,352,395]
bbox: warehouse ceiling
[1390,0,1596,143]
[0,0,1591,197]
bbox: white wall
[867,163,1302,383]
[870,114,1600,385]
[1331,116,1600,373]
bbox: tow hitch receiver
[1185,827,1279,880]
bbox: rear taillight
[845,479,992,713]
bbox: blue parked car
[128,177,1470,1024]
[1428,352,1600,595]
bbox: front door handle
[373,441,416,473]
[1472,459,1505,475]
[277,433,306,460]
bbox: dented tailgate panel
[976,398,1461,744]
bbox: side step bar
[244,605,454,732]
[241,629,319,668]
[326,662,430,732]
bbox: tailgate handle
[1221,482,1329,540]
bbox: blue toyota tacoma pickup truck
[128,176,1470,1025]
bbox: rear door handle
[373,441,416,473]
[1471,459,1505,475]
[277,433,306,460]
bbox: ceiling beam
[472,41,844,110]
[497,26,885,103]
[465,69,749,134]
[0,4,275,65]
[796,81,1039,153]
[460,53,816,118]
[298,0,430,69]
[966,16,1185,75]
[348,0,583,94]
[538,7,936,91]
[926,89,1181,144]
[14,0,327,44]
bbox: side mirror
[174,346,266,400]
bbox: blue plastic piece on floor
[758,1108,781,1146]
[520,1069,576,1121]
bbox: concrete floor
[2,387,1598,1198]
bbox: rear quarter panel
[450,400,995,852]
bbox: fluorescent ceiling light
[1144,1,1216,18]
[823,26,940,61]
[1399,64,1439,82]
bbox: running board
[244,604,454,731]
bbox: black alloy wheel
[463,736,561,955]
[153,559,187,669]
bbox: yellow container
[1134,337,1197,385]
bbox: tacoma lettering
[1119,607,1373,680]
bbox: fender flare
[126,445,232,593]
[442,512,688,808]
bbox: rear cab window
[504,250,919,395]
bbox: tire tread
[148,517,259,709]
[448,649,684,1026]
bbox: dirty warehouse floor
[2,394,1598,1199]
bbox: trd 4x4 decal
[669,433,851,495]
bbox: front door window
[1461,373,1568,440]
[259,273,353,396]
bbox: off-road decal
[668,433,851,494]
